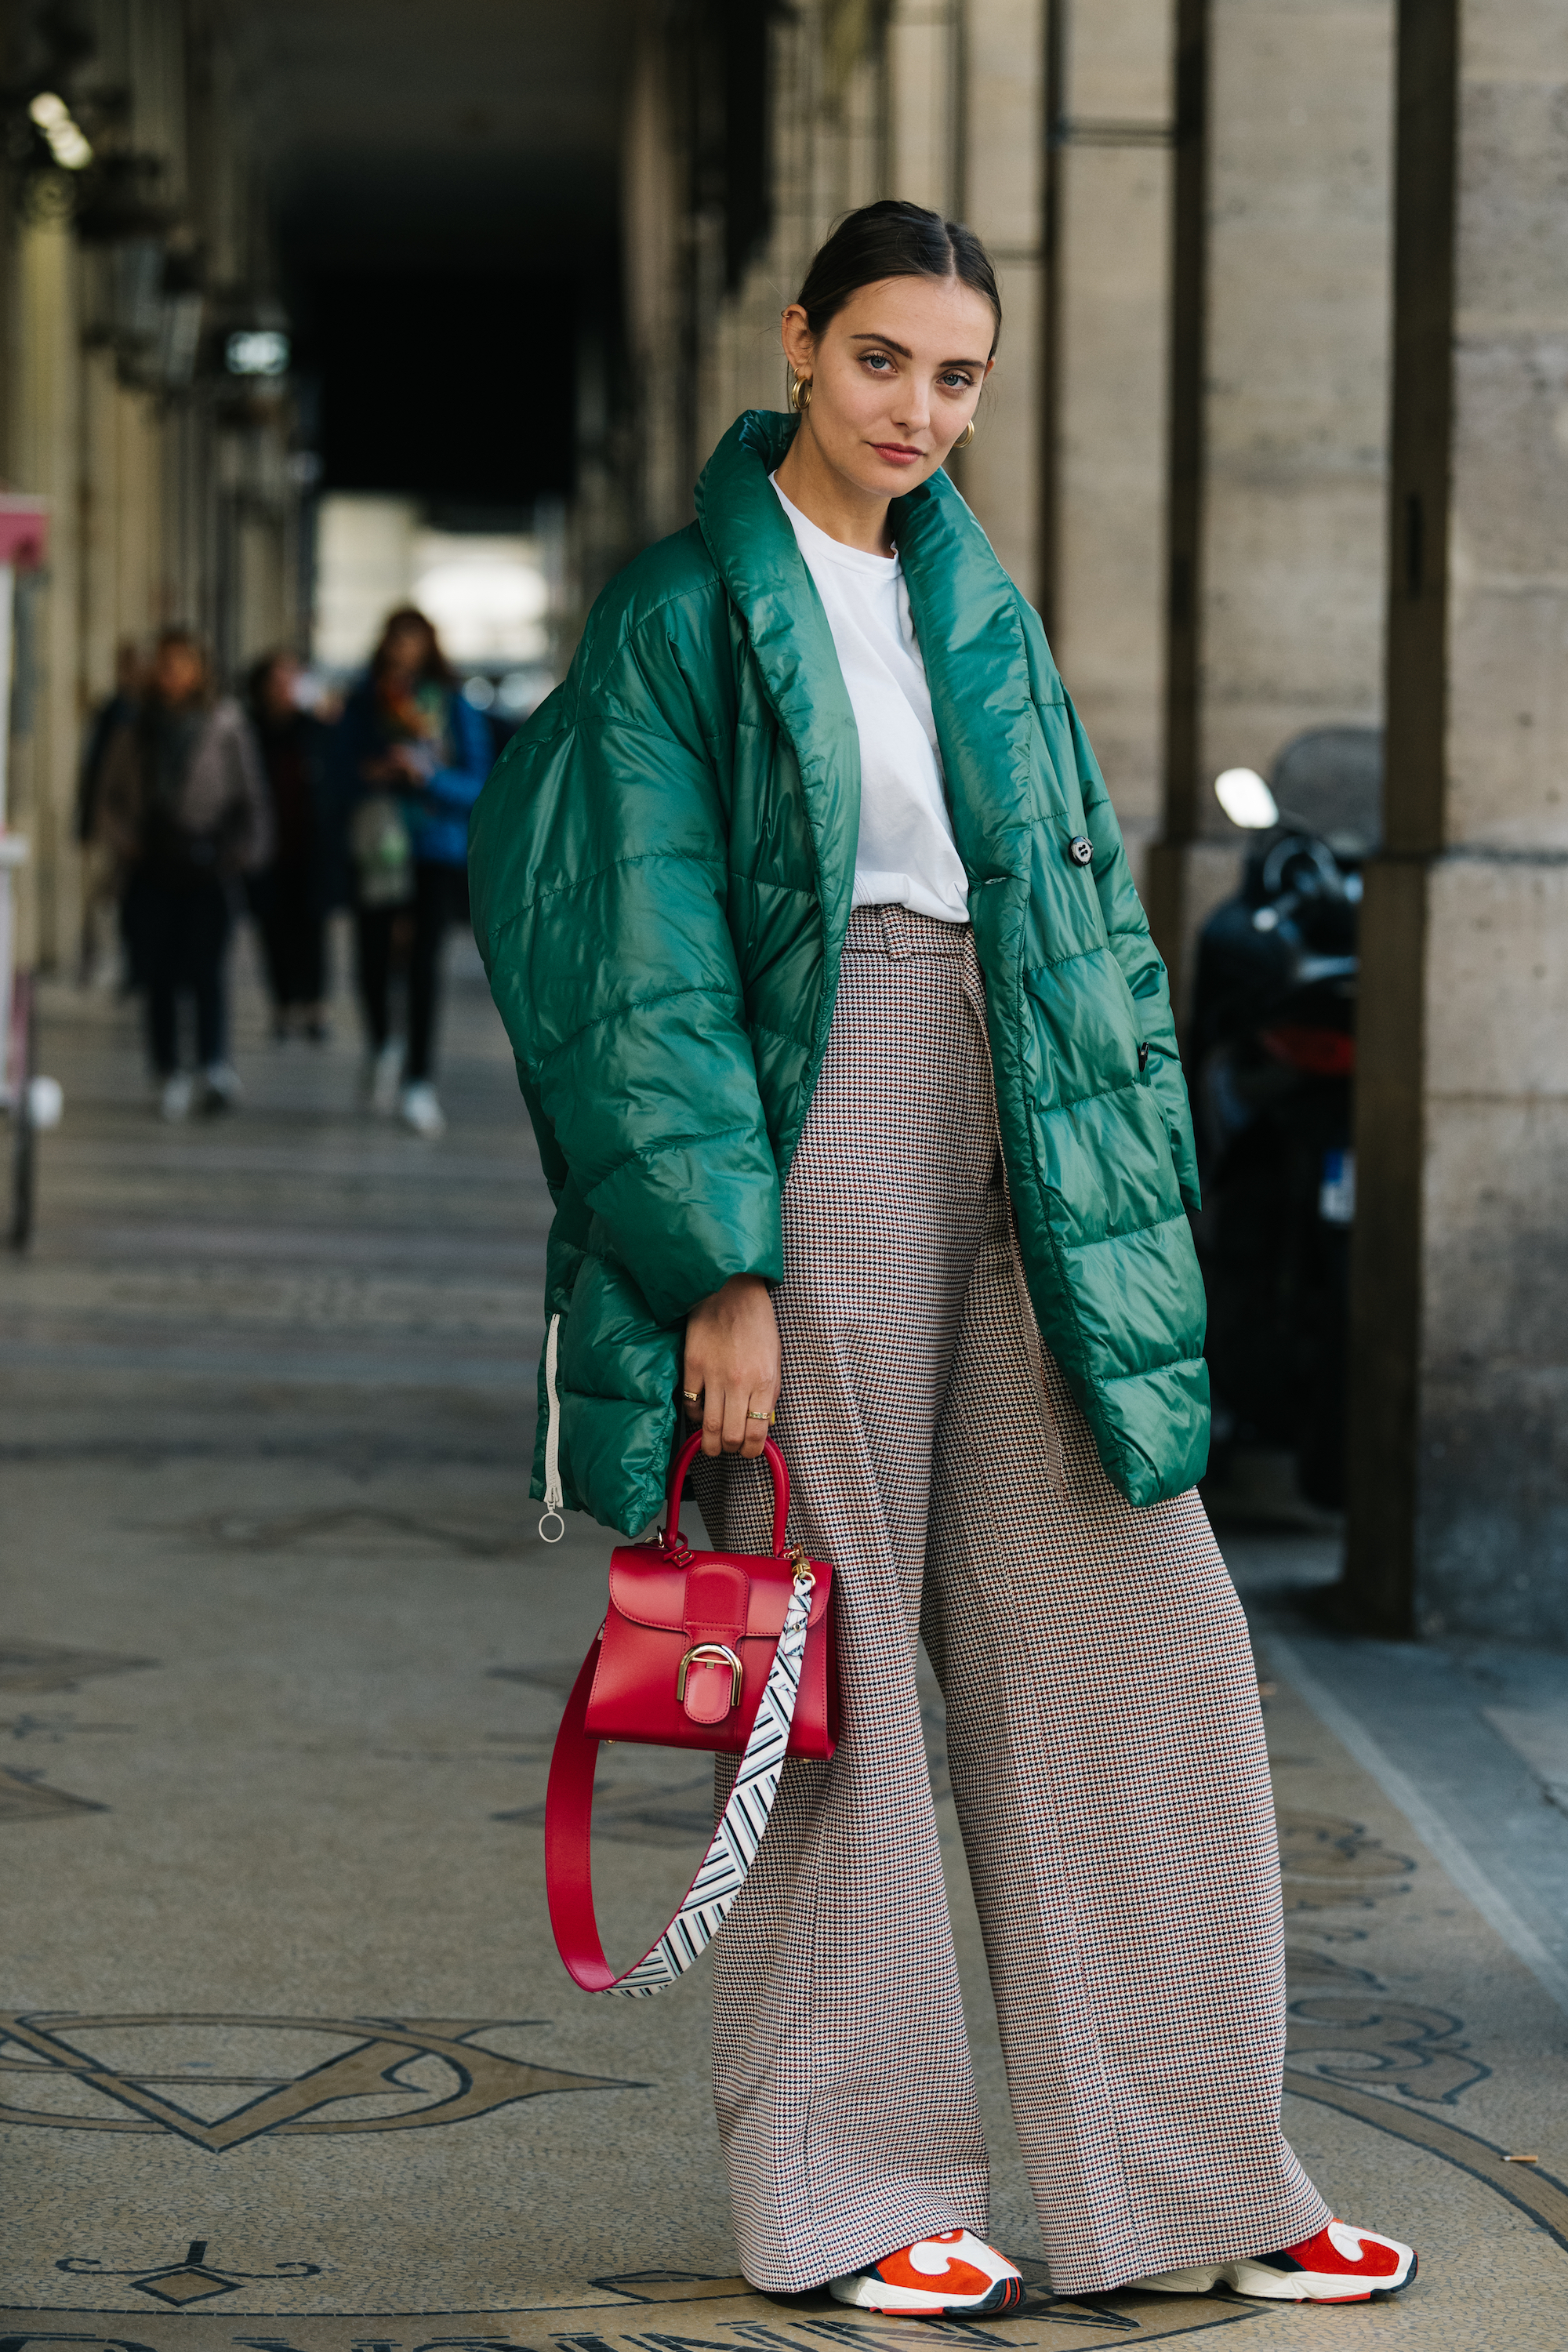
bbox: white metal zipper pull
[539,1310,565,1542]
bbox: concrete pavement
[3,931,1566,2349]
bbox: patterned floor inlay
[0,1642,157,1695]
[0,2280,1262,2352]
[0,1770,107,1822]
[0,2019,639,2151]
[57,2243,323,2307]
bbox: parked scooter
[1189,729,1380,1510]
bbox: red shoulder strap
[543,1639,626,1991]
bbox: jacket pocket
[1022,948,1145,1110]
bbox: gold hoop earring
[954,419,975,450]
[789,375,812,413]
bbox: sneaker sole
[840,2276,1025,2318]
[1230,2252,1416,2302]
[1135,2252,1416,2305]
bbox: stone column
[9,216,82,971]
[622,9,696,544]
[1148,0,1395,1006]
[887,0,962,214]
[1345,0,1568,1645]
[955,0,1044,605]
[1040,0,1174,887]
[79,349,122,714]
[701,2,887,458]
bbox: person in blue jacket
[339,607,490,1136]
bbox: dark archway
[245,0,632,505]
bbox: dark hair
[247,647,299,714]
[147,626,212,706]
[371,605,455,688]
[795,199,1002,353]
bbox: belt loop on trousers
[877,905,912,958]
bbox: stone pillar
[9,217,82,971]
[80,350,122,713]
[700,2,887,459]
[955,0,1044,605]
[1040,0,1174,887]
[119,383,165,644]
[1148,0,1395,1006]
[622,9,696,544]
[887,0,961,214]
[1345,0,1568,1646]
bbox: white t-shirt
[772,477,970,924]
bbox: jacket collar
[694,409,1040,910]
[891,456,1040,887]
[695,410,860,942]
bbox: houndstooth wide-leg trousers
[691,905,1330,2297]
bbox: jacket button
[1067,835,1094,867]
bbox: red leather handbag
[545,1428,836,1995]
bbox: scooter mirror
[1214,767,1279,829]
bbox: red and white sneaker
[1131,2219,1416,2303]
[829,2230,1025,2316]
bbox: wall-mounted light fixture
[28,92,93,171]
[1214,768,1279,830]
[225,329,290,378]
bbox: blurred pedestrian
[339,606,490,1138]
[76,640,141,989]
[98,628,271,1120]
[246,648,332,1042]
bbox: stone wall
[1047,0,1173,886]
[1150,0,1395,1004]
[949,0,1044,606]
[617,0,1165,878]
[1203,0,1394,787]
[1348,0,1568,1646]
[0,4,297,971]
[612,0,1568,1646]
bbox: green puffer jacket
[470,408,1208,1535]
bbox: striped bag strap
[544,1566,815,1994]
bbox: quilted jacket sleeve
[1066,695,1202,1214]
[469,590,784,1328]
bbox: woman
[470,202,1414,2311]
[339,607,490,1137]
[246,649,333,1042]
[100,628,270,1119]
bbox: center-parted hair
[795,198,1003,353]
[371,605,455,688]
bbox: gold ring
[681,1388,702,1403]
[746,1408,770,1422]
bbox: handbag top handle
[662,1428,791,1559]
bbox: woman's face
[261,655,300,720]
[153,641,205,704]
[781,274,996,500]
[383,622,430,681]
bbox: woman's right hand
[361,748,425,787]
[682,1274,780,1458]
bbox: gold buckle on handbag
[677,1642,743,1709]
